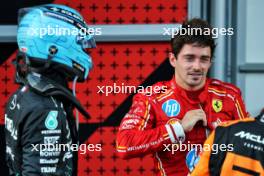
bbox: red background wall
[0,0,187,175]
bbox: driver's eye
[201,58,210,63]
[185,57,194,62]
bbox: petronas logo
[45,111,58,130]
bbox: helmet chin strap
[27,45,57,74]
[72,76,79,132]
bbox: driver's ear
[169,52,176,68]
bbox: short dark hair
[171,18,216,59]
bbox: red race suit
[116,77,248,176]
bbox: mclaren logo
[235,131,264,144]
[260,114,264,123]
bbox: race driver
[191,109,264,176]
[116,18,249,176]
[5,4,95,176]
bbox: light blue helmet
[17,4,96,81]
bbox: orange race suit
[191,112,264,176]
[116,77,248,176]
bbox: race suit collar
[169,76,210,105]
[26,72,90,119]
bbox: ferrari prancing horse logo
[212,99,222,113]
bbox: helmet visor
[77,34,96,49]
